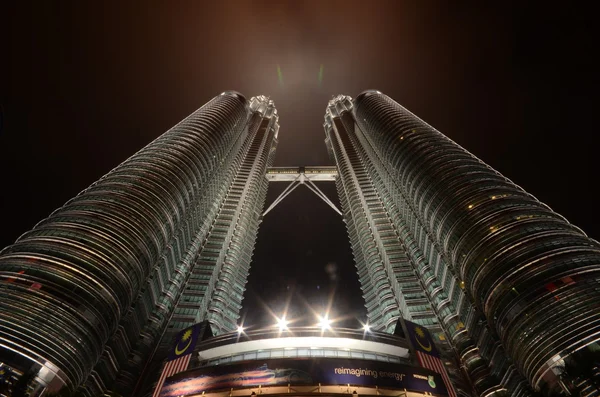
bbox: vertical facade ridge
[350,101,513,396]
[327,90,600,397]
[325,96,492,396]
[0,93,278,397]
[129,95,278,397]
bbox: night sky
[1,2,598,331]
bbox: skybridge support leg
[262,177,302,217]
[303,178,342,216]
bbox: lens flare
[277,65,284,87]
[317,315,331,330]
[276,316,289,330]
[318,64,324,86]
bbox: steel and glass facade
[324,96,484,397]
[0,92,278,396]
[324,91,600,397]
[2,88,598,397]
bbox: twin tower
[1,91,599,397]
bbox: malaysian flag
[152,324,201,397]
[401,318,457,397]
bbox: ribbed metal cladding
[352,91,600,393]
[0,92,251,388]
[325,95,500,397]
[120,96,279,397]
[325,96,424,332]
[205,95,279,334]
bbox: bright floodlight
[276,317,289,331]
[363,323,370,332]
[237,326,244,334]
[318,315,332,330]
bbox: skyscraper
[1,89,598,397]
[324,91,600,397]
[0,92,279,396]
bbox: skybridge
[263,166,341,216]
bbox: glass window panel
[297,348,309,356]
[284,349,298,358]
[323,349,336,357]
[270,349,283,358]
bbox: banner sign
[159,358,448,397]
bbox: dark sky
[1,2,598,331]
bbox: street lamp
[318,315,331,331]
[276,317,289,331]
